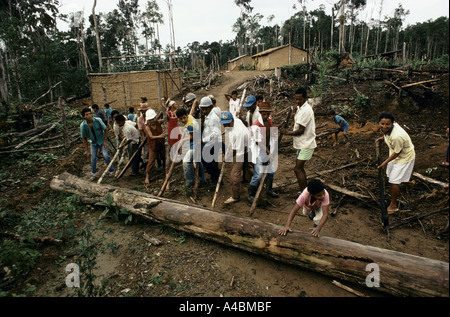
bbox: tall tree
[92,0,103,72]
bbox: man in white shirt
[280,88,316,192]
[115,114,142,176]
[200,97,222,190]
[221,111,251,204]
[225,90,241,119]
[248,102,279,203]
[243,94,260,127]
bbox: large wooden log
[50,172,449,297]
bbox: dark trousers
[128,141,142,174]
[201,142,221,185]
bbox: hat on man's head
[243,95,256,108]
[138,103,149,111]
[220,111,234,125]
[258,102,274,112]
[185,93,196,103]
[145,109,157,122]
[199,97,213,108]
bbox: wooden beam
[50,173,449,297]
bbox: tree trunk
[92,0,103,72]
[50,172,449,297]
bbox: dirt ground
[2,69,449,299]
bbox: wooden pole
[97,139,126,184]
[376,140,389,228]
[157,138,187,197]
[211,162,226,208]
[116,138,147,179]
[50,172,450,298]
[249,170,267,216]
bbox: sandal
[387,208,399,215]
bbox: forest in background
[0,0,448,110]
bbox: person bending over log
[220,111,251,204]
[280,88,317,193]
[279,179,330,237]
[115,114,141,176]
[376,112,415,214]
[144,109,166,185]
[80,107,114,180]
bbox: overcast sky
[57,0,449,49]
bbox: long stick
[211,162,226,208]
[249,169,267,216]
[98,139,126,184]
[157,138,187,197]
[376,140,389,228]
[157,156,177,197]
[387,207,449,230]
[116,138,147,179]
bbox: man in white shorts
[377,112,415,214]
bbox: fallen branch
[317,179,370,201]
[413,172,448,189]
[401,79,440,89]
[0,232,62,245]
[387,207,449,230]
[14,121,60,150]
[332,280,367,297]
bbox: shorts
[301,206,323,226]
[386,159,415,184]
[296,148,314,161]
[338,125,349,133]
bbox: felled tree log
[50,172,449,297]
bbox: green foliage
[74,221,108,297]
[14,195,79,240]
[429,54,449,68]
[0,240,41,278]
[95,194,134,224]
[281,63,309,80]
[354,90,369,108]
[331,104,352,117]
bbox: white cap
[199,97,213,108]
[145,109,157,123]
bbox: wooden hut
[88,69,183,112]
[227,55,253,71]
[252,44,309,71]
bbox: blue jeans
[91,143,114,174]
[249,155,274,187]
[183,149,206,186]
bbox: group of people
[80,87,419,238]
